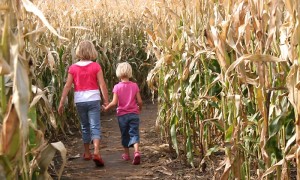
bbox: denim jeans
[117,113,140,148]
[76,100,101,143]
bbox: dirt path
[58,102,212,180]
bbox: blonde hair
[76,40,98,60]
[116,62,132,79]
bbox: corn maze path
[58,102,211,180]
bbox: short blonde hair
[116,62,132,78]
[76,40,98,60]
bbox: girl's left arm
[97,70,109,106]
[136,91,143,112]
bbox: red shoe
[132,151,140,165]
[122,153,130,161]
[83,153,92,161]
[93,154,105,167]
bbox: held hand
[101,105,108,112]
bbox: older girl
[58,40,109,167]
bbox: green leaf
[205,145,220,156]
[210,119,224,132]
[225,124,234,142]
[186,135,193,165]
[269,115,283,137]
[170,115,179,155]
[265,136,282,160]
[28,107,37,148]
[0,155,13,179]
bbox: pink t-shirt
[113,81,140,116]
[68,62,101,91]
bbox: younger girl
[58,40,109,167]
[103,62,143,165]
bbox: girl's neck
[120,78,129,82]
[80,59,91,62]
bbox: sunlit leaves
[21,0,68,41]
[145,0,298,179]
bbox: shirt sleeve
[112,84,118,94]
[94,62,101,73]
[68,65,74,75]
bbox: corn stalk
[145,0,300,179]
[0,0,67,179]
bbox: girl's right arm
[103,93,118,111]
[58,73,73,115]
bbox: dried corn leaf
[286,63,298,118]
[0,56,11,75]
[225,54,286,84]
[22,0,68,41]
[37,142,66,180]
[1,102,20,160]
[11,43,30,140]
[262,154,295,178]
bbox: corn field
[0,0,300,179]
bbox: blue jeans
[76,100,101,143]
[117,113,140,148]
